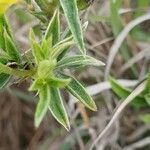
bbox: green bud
[37,60,56,78]
[77,0,94,10]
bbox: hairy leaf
[56,55,105,69]
[47,77,71,88]
[30,29,44,64]
[35,85,51,127]
[59,0,85,54]
[49,87,70,130]
[51,38,74,58]
[44,9,60,45]
[60,74,97,111]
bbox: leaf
[51,38,74,58]
[59,0,85,54]
[4,29,21,62]
[0,15,5,51]
[143,73,150,94]
[0,15,13,51]
[41,36,52,59]
[29,79,44,91]
[56,55,105,69]
[47,77,71,88]
[143,73,150,105]
[77,0,90,10]
[0,73,10,89]
[44,9,60,45]
[60,74,97,111]
[30,29,44,64]
[29,77,71,91]
[49,87,70,130]
[35,85,51,128]
[109,77,148,107]
[58,21,89,61]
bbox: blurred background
[0,0,150,149]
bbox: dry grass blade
[89,80,146,150]
[123,136,150,150]
[119,48,150,74]
[105,13,150,79]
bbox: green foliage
[56,55,104,69]
[0,73,10,89]
[61,74,97,111]
[49,87,70,130]
[109,77,148,107]
[35,85,51,127]
[4,29,21,62]
[0,1,105,130]
[59,0,86,54]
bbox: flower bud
[77,0,94,10]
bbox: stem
[0,63,36,77]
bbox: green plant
[0,0,104,130]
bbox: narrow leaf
[49,87,70,130]
[44,9,60,45]
[59,0,85,54]
[35,85,51,127]
[30,30,44,63]
[56,55,105,69]
[51,39,74,58]
[0,15,5,51]
[109,77,148,107]
[60,74,97,111]
[0,73,10,89]
[4,29,21,62]
[41,37,52,59]
[47,77,71,88]
[29,79,44,91]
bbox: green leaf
[143,73,150,105]
[56,55,105,69]
[29,79,44,91]
[35,85,51,127]
[30,29,44,64]
[77,0,90,10]
[109,77,148,107]
[0,15,5,51]
[60,74,97,111]
[29,77,71,91]
[0,73,11,89]
[41,36,52,59]
[44,9,60,45]
[49,87,70,130]
[47,77,71,88]
[144,73,150,94]
[0,15,13,51]
[51,38,74,58]
[4,29,21,62]
[59,0,86,54]
[57,21,88,61]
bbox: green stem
[0,63,36,77]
